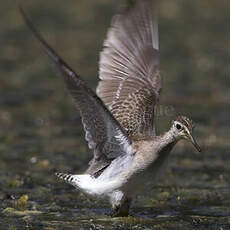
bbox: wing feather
[97,0,161,137]
[20,8,133,163]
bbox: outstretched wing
[97,0,161,137]
[20,8,133,164]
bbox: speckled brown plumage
[174,116,195,132]
[97,0,161,138]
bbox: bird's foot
[110,206,129,217]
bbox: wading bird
[21,0,201,217]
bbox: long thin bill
[190,134,202,152]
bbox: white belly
[72,148,171,197]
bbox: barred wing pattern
[21,8,133,162]
[97,0,161,137]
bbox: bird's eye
[176,124,182,130]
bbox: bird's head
[171,116,201,152]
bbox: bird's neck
[156,128,178,154]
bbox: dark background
[0,0,229,229]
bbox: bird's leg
[111,196,132,217]
[109,191,132,217]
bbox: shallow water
[0,0,230,229]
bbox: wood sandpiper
[21,0,201,217]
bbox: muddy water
[0,0,230,229]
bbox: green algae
[13,194,29,210]
[2,207,42,216]
[6,178,22,188]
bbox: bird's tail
[55,172,77,186]
[55,172,96,194]
[55,172,121,196]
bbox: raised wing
[97,0,161,137]
[20,8,133,163]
